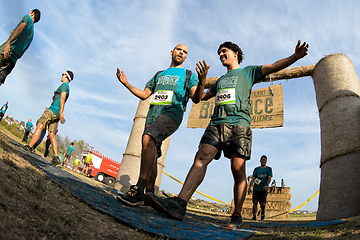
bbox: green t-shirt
[74,159,81,165]
[48,82,70,118]
[252,166,273,192]
[0,14,34,63]
[145,67,199,127]
[209,66,264,127]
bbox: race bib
[254,178,261,185]
[150,90,173,105]
[215,88,235,106]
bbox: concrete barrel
[114,98,169,193]
[312,54,360,220]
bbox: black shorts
[200,124,252,160]
[252,190,268,204]
[65,154,71,159]
[143,114,178,158]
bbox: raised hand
[196,60,211,84]
[294,39,309,59]
[116,68,128,85]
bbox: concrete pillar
[312,54,360,220]
[114,98,169,194]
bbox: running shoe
[261,211,265,220]
[116,185,144,207]
[51,156,61,165]
[22,144,34,153]
[146,192,187,221]
[226,213,242,229]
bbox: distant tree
[19,121,25,127]
[54,134,90,158]
[73,140,90,158]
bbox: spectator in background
[63,142,75,167]
[42,128,58,158]
[0,101,8,122]
[82,151,92,176]
[280,179,285,194]
[73,157,81,173]
[270,179,277,193]
[22,118,33,143]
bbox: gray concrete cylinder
[312,54,360,220]
[114,98,169,194]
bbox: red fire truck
[81,148,120,186]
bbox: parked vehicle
[80,148,120,186]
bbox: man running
[248,155,273,220]
[147,40,309,229]
[116,43,209,206]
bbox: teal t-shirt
[252,166,273,192]
[209,66,264,127]
[48,82,70,118]
[145,67,199,127]
[1,104,7,114]
[0,14,34,63]
[25,121,33,131]
[67,145,74,155]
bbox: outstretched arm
[116,68,152,100]
[262,39,309,77]
[4,22,27,59]
[190,60,211,104]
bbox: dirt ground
[1,126,360,239]
[0,128,159,240]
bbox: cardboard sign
[187,84,284,129]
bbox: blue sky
[1,1,359,211]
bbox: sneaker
[261,211,265,220]
[22,144,34,153]
[146,192,187,221]
[251,215,256,220]
[51,156,61,165]
[116,185,144,207]
[226,213,242,229]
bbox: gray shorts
[143,114,178,158]
[200,124,252,160]
[0,55,15,85]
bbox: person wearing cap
[23,70,73,166]
[0,9,41,86]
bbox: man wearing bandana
[23,71,74,166]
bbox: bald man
[116,43,209,206]
[22,118,33,143]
